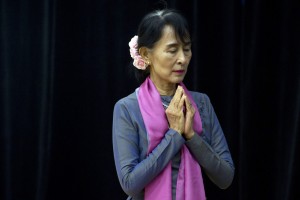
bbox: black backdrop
[1,0,299,200]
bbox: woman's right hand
[165,86,186,134]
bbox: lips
[173,70,185,74]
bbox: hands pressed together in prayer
[165,86,195,140]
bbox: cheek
[185,55,192,65]
[187,52,192,60]
[155,55,174,67]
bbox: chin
[172,77,185,84]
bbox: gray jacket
[113,90,235,200]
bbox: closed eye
[168,48,178,53]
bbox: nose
[177,49,187,65]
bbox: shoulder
[113,90,144,131]
[113,91,140,117]
[189,91,211,106]
[114,91,138,108]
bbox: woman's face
[148,25,192,87]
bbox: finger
[171,86,183,107]
[184,95,193,110]
[178,94,185,109]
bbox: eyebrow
[166,41,192,48]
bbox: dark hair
[133,9,191,84]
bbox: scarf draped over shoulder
[137,77,206,200]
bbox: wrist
[183,132,195,140]
[169,127,183,135]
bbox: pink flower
[129,36,138,49]
[129,35,148,70]
[133,55,147,70]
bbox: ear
[139,47,151,63]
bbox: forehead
[155,25,190,47]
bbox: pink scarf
[137,77,206,200]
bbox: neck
[150,77,176,96]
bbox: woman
[113,9,234,200]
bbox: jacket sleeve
[185,93,235,189]
[112,99,185,197]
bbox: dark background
[1,0,299,199]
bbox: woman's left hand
[183,92,195,140]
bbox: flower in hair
[129,35,148,70]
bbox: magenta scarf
[137,77,206,200]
